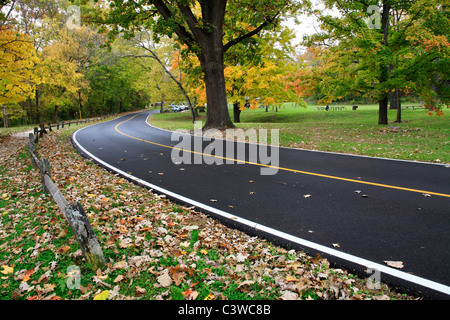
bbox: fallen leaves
[384,261,404,269]
[113,275,124,283]
[22,269,34,282]
[113,260,128,270]
[157,269,172,287]
[1,265,13,275]
[182,288,198,300]
[93,290,109,300]
[0,126,416,301]
[171,271,186,286]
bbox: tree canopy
[0,25,39,106]
[1,0,448,128]
[288,0,449,124]
[89,0,310,129]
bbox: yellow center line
[114,114,450,198]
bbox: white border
[72,112,450,297]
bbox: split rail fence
[27,116,110,270]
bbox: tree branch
[151,0,196,49]
[0,0,15,29]
[129,37,196,122]
[223,13,278,53]
[176,3,205,41]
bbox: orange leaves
[182,288,199,300]
[421,36,450,52]
[22,269,34,282]
[56,245,71,254]
[0,125,417,301]
[169,51,182,71]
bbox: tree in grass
[87,0,309,129]
[225,25,305,122]
[288,0,449,124]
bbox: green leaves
[290,0,449,121]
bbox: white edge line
[72,119,450,297]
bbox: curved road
[72,110,450,299]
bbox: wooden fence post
[64,202,106,270]
[28,134,38,167]
[33,127,39,143]
[43,174,106,270]
[39,124,46,137]
[39,158,51,194]
[26,112,111,271]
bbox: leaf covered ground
[0,122,417,300]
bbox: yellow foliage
[36,28,89,108]
[0,26,39,105]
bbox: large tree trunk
[390,89,402,122]
[389,89,399,109]
[193,0,234,130]
[378,97,389,125]
[143,0,283,130]
[200,42,234,130]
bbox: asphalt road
[72,110,450,299]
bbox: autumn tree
[291,0,449,124]
[7,0,91,123]
[37,27,94,123]
[0,25,39,126]
[88,0,308,129]
[225,25,304,122]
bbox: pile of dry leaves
[0,124,416,300]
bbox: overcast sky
[283,1,341,52]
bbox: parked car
[171,105,181,112]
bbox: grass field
[148,103,450,164]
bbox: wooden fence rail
[27,117,108,271]
[30,116,112,144]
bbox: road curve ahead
[72,110,450,299]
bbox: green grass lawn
[148,103,450,164]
